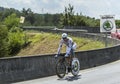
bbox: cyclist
[55,33,77,72]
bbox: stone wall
[1,44,120,83]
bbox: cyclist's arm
[57,40,63,55]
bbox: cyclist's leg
[65,57,71,73]
[65,57,71,66]
[65,46,71,65]
[72,42,77,57]
[66,49,74,72]
[71,48,74,57]
[65,47,74,72]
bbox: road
[13,60,120,84]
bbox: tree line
[0,5,100,28]
[0,7,62,27]
[1,5,120,28]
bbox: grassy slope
[17,32,105,56]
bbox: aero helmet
[62,33,67,39]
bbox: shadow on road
[57,75,81,81]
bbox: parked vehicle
[111,29,120,39]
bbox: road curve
[13,60,120,84]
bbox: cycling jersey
[57,37,77,57]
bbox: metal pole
[105,32,108,47]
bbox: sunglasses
[63,37,67,40]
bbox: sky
[0,0,120,19]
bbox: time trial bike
[55,52,80,78]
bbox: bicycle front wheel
[56,59,66,78]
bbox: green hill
[16,32,105,56]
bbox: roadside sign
[100,15,116,32]
[20,16,25,23]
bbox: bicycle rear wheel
[56,59,66,78]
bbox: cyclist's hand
[54,54,58,58]
[65,53,69,57]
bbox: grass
[16,32,105,56]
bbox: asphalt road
[13,60,120,84]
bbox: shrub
[4,13,20,30]
[0,25,9,57]
[8,27,25,55]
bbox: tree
[21,8,35,25]
[4,13,20,30]
[116,20,120,28]
[4,13,26,56]
[52,14,61,27]
[0,25,9,57]
[0,7,20,22]
[8,27,25,55]
[60,4,75,27]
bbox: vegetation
[4,13,20,29]
[0,25,9,57]
[1,5,120,28]
[17,32,105,56]
[8,27,26,55]
[0,4,118,57]
[60,4,99,27]
[0,13,27,57]
[0,6,99,28]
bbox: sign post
[19,16,26,44]
[100,15,116,47]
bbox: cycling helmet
[62,33,67,39]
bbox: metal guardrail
[23,26,56,29]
